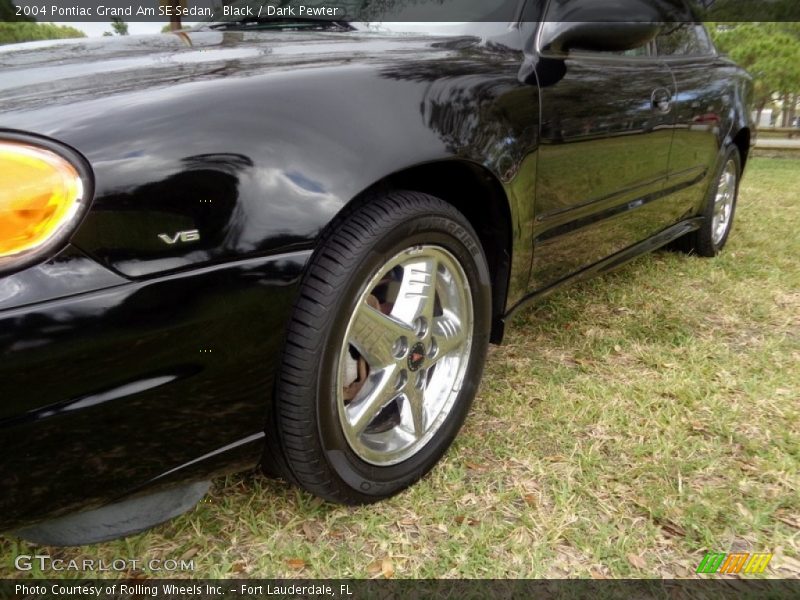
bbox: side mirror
[537,0,679,55]
[540,21,662,54]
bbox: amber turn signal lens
[0,141,84,259]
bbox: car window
[598,45,651,58]
[569,40,653,58]
[656,23,714,57]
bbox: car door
[656,22,725,218]
[530,29,677,290]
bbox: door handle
[652,88,673,114]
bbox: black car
[0,0,753,545]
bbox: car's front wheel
[272,190,491,504]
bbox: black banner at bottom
[3,579,799,600]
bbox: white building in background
[753,109,774,128]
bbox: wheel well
[378,161,512,344]
[732,127,751,171]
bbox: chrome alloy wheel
[336,245,474,466]
[711,159,737,246]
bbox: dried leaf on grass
[179,547,199,562]
[627,554,647,569]
[660,521,687,538]
[465,461,488,472]
[590,570,608,579]
[366,558,395,579]
[774,512,800,530]
[231,561,246,574]
[301,521,318,541]
[382,558,395,579]
[285,558,306,570]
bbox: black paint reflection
[0,246,127,311]
[0,251,309,530]
[532,55,678,288]
[75,153,248,276]
[377,37,539,302]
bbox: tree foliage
[0,0,31,22]
[698,0,800,22]
[0,22,86,45]
[109,16,129,36]
[709,22,800,124]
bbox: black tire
[270,190,492,504]
[673,145,742,257]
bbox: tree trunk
[159,0,182,30]
[781,92,791,127]
[170,0,182,31]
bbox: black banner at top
[2,0,800,24]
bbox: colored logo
[408,342,426,372]
[696,552,773,574]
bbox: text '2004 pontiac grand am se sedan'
[0,0,752,545]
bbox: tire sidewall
[314,210,491,499]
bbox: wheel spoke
[725,171,735,192]
[346,367,400,435]
[391,256,438,329]
[430,312,466,363]
[403,386,426,438]
[717,179,729,199]
[350,302,412,368]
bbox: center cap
[407,342,426,372]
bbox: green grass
[2,158,798,580]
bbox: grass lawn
[2,157,798,579]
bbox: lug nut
[392,336,409,359]
[413,317,428,338]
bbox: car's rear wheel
[272,190,491,504]
[674,145,741,257]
